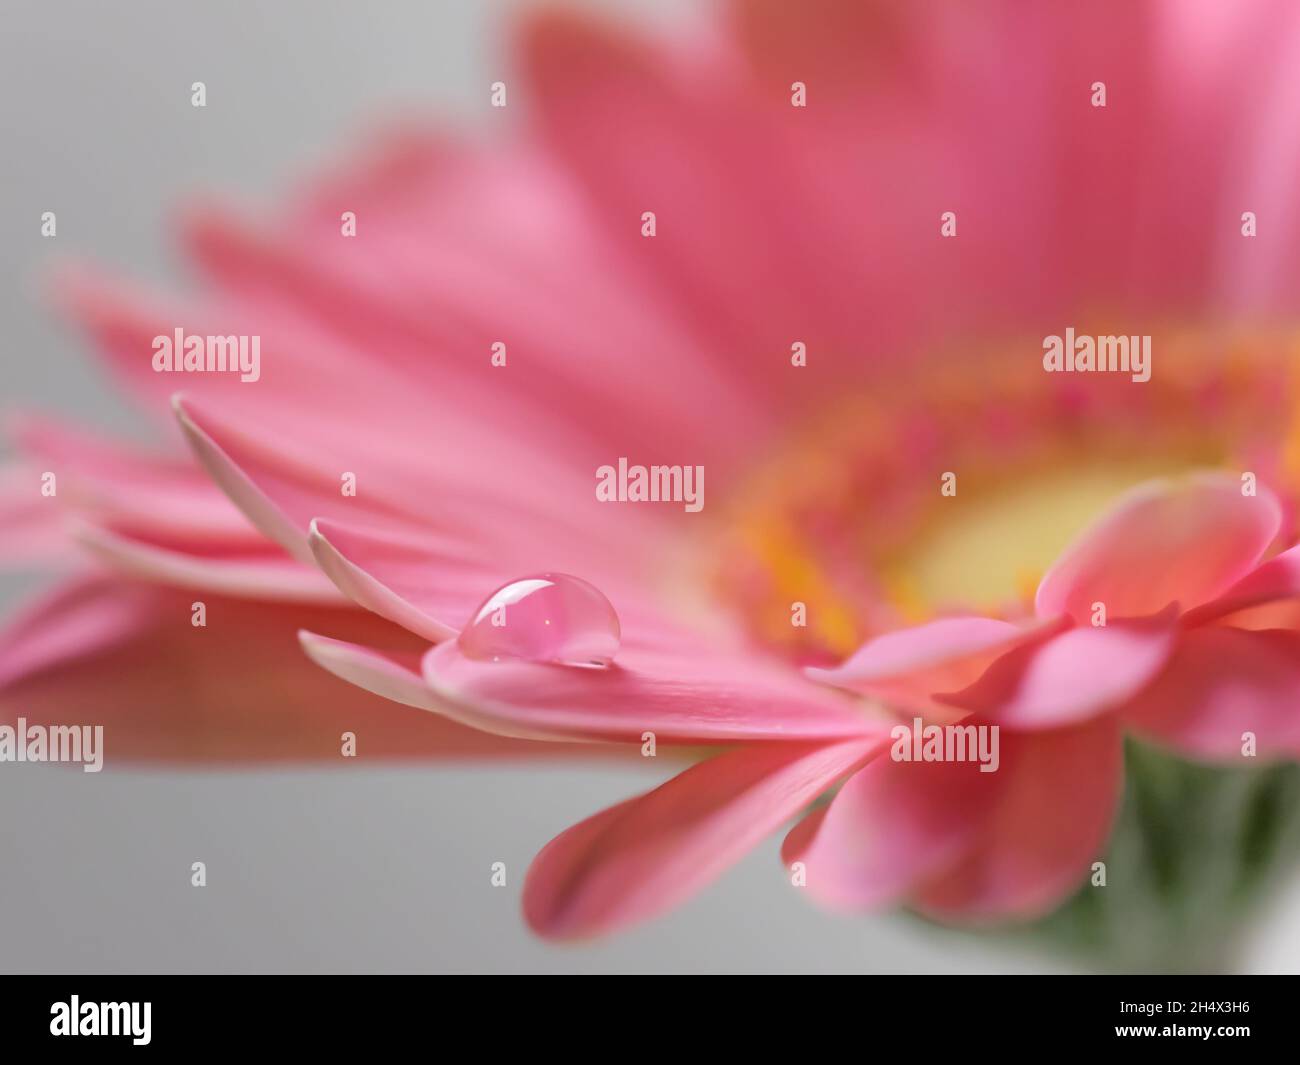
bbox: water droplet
[457,573,621,667]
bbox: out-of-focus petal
[0,578,567,763]
[0,576,162,689]
[939,610,1178,729]
[1035,474,1280,622]
[1122,624,1300,761]
[518,9,827,404]
[523,737,884,938]
[10,413,262,547]
[783,747,1000,911]
[73,522,343,603]
[173,393,658,590]
[0,463,75,566]
[913,717,1123,921]
[1184,543,1300,626]
[805,616,1050,708]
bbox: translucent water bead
[456,574,621,667]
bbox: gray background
[2,0,1297,973]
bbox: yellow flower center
[706,325,1298,662]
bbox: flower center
[708,325,1297,663]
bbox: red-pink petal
[1184,543,1300,626]
[783,747,1001,911]
[0,578,560,763]
[1122,625,1300,761]
[0,576,163,690]
[913,718,1124,921]
[1035,474,1281,622]
[939,611,1177,729]
[524,737,883,938]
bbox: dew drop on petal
[456,573,621,667]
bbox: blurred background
[2,0,1298,973]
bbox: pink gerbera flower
[5,0,1300,950]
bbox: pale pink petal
[1035,474,1280,622]
[172,393,327,566]
[307,518,496,642]
[938,610,1177,729]
[299,629,623,752]
[523,737,884,938]
[1122,625,1300,761]
[805,616,1051,708]
[421,636,878,744]
[0,463,75,566]
[913,717,1124,921]
[298,631,465,714]
[72,523,343,604]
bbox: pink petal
[938,610,1177,729]
[518,10,807,400]
[1035,474,1281,622]
[523,737,883,938]
[50,267,205,417]
[11,413,262,547]
[783,746,1001,911]
[913,717,1124,921]
[421,636,880,745]
[173,393,660,594]
[729,0,933,93]
[50,266,347,418]
[183,161,763,469]
[1122,625,1300,761]
[805,616,1050,708]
